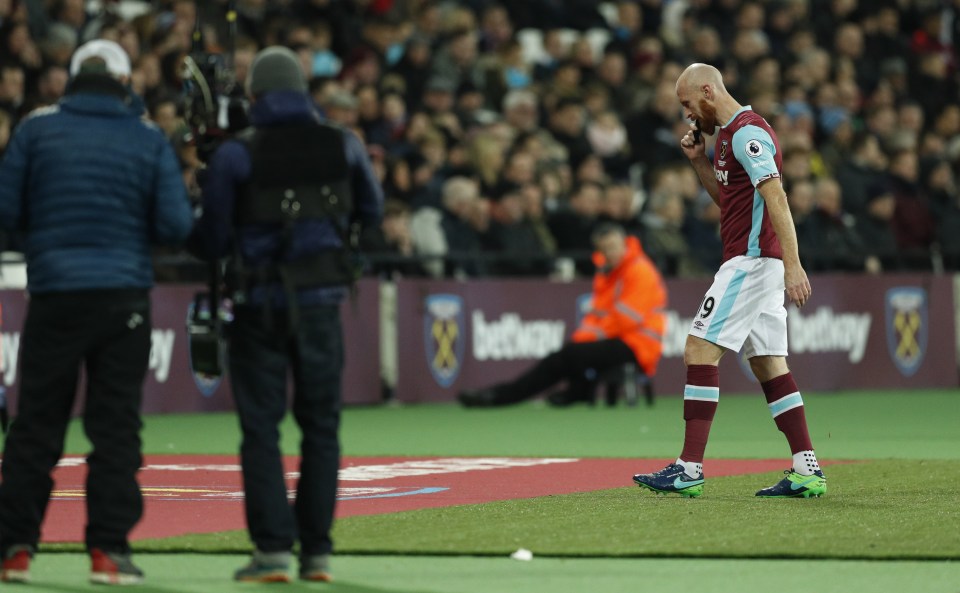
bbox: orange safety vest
[571,236,668,376]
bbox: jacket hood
[592,235,644,272]
[249,90,321,126]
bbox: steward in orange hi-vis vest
[572,235,667,377]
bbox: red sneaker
[1,545,32,583]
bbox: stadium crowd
[1,0,959,278]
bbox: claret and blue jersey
[712,106,784,263]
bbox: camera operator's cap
[247,46,307,96]
[69,39,131,78]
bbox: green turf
[42,388,960,592]
[45,390,960,559]
[101,459,958,560]
[15,554,960,593]
[64,390,959,459]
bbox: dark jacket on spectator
[0,75,193,292]
[856,211,902,271]
[548,209,596,275]
[442,212,487,277]
[804,209,867,272]
[835,160,881,217]
[359,226,428,279]
[889,174,935,268]
[482,219,553,277]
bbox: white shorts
[688,256,788,357]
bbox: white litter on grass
[510,548,533,561]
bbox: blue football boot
[755,469,827,498]
[633,463,704,497]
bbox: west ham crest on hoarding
[885,287,927,377]
[424,294,465,388]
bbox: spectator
[805,178,867,272]
[0,39,193,585]
[835,132,888,216]
[642,190,704,278]
[410,176,485,278]
[685,194,724,273]
[458,223,666,407]
[430,28,482,93]
[548,181,603,275]
[521,181,557,258]
[547,97,591,171]
[600,182,642,238]
[502,89,539,134]
[501,149,537,187]
[322,90,359,128]
[29,64,68,109]
[888,149,936,269]
[467,131,506,196]
[586,110,631,180]
[594,51,632,113]
[0,62,25,121]
[361,199,427,279]
[147,92,179,137]
[355,84,391,148]
[389,33,433,112]
[856,183,902,273]
[482,182,552,276]
[532,28,567,82]
[625,80,684,169]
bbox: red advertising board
[394,274,957,402]
[0,279,382,413]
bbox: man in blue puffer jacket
[190,46,382,583]
[0,40,193,585]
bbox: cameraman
[0,40,193,584]
[189,46,382,583]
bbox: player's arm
[680,123,720,205]
[731,124,811,307]
[758,178,811,308]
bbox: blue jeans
[228,303,343,556]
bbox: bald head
[675,62,740,135]
[676,63,727,97]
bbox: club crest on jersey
[746,139,764,158]
[424,294,465,387]
[885,287,927,377]
[719,140,728,160]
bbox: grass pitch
[38,389,960,591]
[122,459,959,560]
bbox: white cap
[69,39,131,78]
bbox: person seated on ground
[458,223,667,407]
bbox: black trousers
[228,303,342,557]
[0,289,150,555]
[495,338,636,404]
